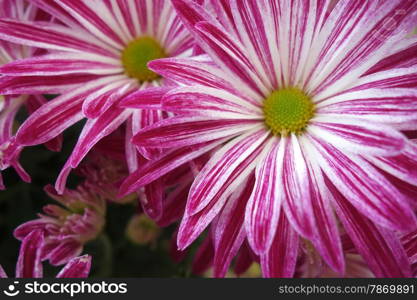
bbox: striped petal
[162,86,262,118]
[15,77,117,146]
[0,19,116,56]
[178,130,268,249]
[212,176,254,277]
[119,140,224,197]
[245,139,282,254]
[148,56,261,101]
[281,135,315,239]
[309,116,406,156]
[55,106,130,193]
[317,88,417,126]
[120,87,171,110]
[0,74,100,95]
[58,0,125,48]
[132,116,259,149]
[0,53,121,76]
[186,128,268,216]
[56,255,91,278]
[330,182,412,277]
[260,213,299,278]
[308,135,416,231]
[16,230,44,278]
[368,140,417,187]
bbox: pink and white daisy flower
[0,0,194,193]
[0,230,91,278]
[120,0,417,277]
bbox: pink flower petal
[330,181,412,277]
[14,219,49,241]
[149,57,261,101]
[16,230,44,278]
[308,134,417,231]
[317,88,417,126]
[56,255,91,278]
[162,86,262,118]
[310,116,406,156]
[0,53,121,76]
[119,139,224,197]
[234,242,256,276]
[0,265,7,278]
[212,175,254,277]
[260,213,299,278]
[82,81,132,118]
[186,128,268,216]
[369,140,417,187]
[245,139,283,254]
[281,135,315,239]
[58,0,125,48]
[0,74,100,95]
[46,239,83,266]
[69,106,131,168]
[15,78,116,146]
[142,179,164,221]
[120,87,171,110]
[0,19,115,56]
[178,131,267,250]
[132,116,259,149]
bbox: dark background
[0,118,201,278]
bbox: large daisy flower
[0,0,193,192]
[120,0,417,277]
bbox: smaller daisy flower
[14,184,105,266]
[0,0,194,193]
[0,230,91,278]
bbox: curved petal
[368,140,417,187]
[212,176,254,277]
[178,130,267,249]
[120,87,171,110]
[15,77,117,146]
[16,230,44,278]
[186,127,268,216]
[162,86,262,118]
[0,53,121,76]
[56,255,91,278]
[260,213,299,278]
[118,139,225,197]
[245,139,282,254]
[0,19,116,56]
[309,116,406,156]
[317,88,417,125]
[307,134,416,231]
[330,181,412,277]
[132,116,259,149]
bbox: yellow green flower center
[263,87,315,136]
[121,36,165,82]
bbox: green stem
[96,233,113,277]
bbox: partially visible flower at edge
[13,184,105,266]
[0,230,91,278]
[0,0,62,189]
